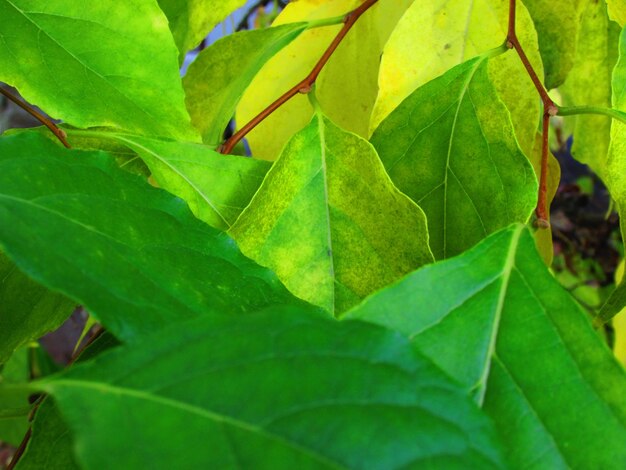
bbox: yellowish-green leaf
[184,23,307,147]
[607,0,626,26]
[521,0,585,89]
[236,0,413,160]
[371,56,537,260]
[0,0,198,141]
[86,132,271,231]
[371,0,543,157]
[560,0,621,179]
[158,0,248,62]
[230,111,433,315]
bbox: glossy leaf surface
[158,0,248,62]
[0,132,299,342]
[0,252,75,365]
[0,0,197,141]
[184,24,307,146]
[37,308,505,469]
[230,111,433,314]
[371,57,537,259]
[347,225,626,469]
[88,132,271,231]
[371,0,542,156]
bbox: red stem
[0,87,70,148]
[535,113,550,228]
[220,0,379,155]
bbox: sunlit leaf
[347,225,626,469]
[230,110,433,314]
[371,56,537,259]
[0,0,198,141]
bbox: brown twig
[506,0,554,228]
[0,87,70,148]
[219,0,379,155]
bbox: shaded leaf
[560,0,621,179]
[0,0,197,141]
[346,225,626,469]
[184,23,307,146]
[157,0,248,63]
[80,132,271,231]
[236,0,413,160]
[370,0,543,156]
[34,307,505,469]
[371,56,537,259]
[0,347,30,446]
[0,132,302,343]
[521,0,584,89]
[0,252,75,365]
[230,111,433,314]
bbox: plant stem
[0,87,70,149]
[557,105,626,125]
[219,0,379,155]
[507,0,554,228]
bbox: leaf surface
[230,111,433,314]
[371,56,537,259]
[0,132,300,342]
[0,252,75,365]
[236,0,413,160]
[84,132,271,231]
[607,0,626,26]
[157,0,248,62]
[560,0,621,179]
[371,0,542,156]
[184,23,307,146]
[0,0,197,141]
[0,347,29,446]
[346,225,626,469]
[520,0,584,88]
[36,308,505,469]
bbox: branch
[507,0,554,228]
[220,0,379,155]
[0,87,70,148]
[557,105,626,125]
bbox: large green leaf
[0,0,197,141]
[370,0,543,157]
[74,132,271,231]
[236,0,413,160]
[157,0,248,62]
[184,23,307,147]
[230,110,433,315]
[0,252,75,365]
[28,307,505,469]
[0,132,302,342]
[560,0,621,179]
[607,0,626,26]
[346,225,626,469]
[371,56,537,260]
[0,347,30,446]
[521,0,584,89]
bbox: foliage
[0,0,626,468]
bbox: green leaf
[0,347,30,446]
[371,56,537,260]
[370,0,543,157]
[76,132,271,231]
[236,0,413,160]
[599,280,626,322]
[230,111,433,315]
[157,0,248,63]
[560,0,621,179]
[346,225,626,469]
[0,0,198,141]
[184,23,307,147]
[607,0,626,26]
[0,252,75,365]
[0,132,302,342]
[33,308,505,469]
[521,0,584,89]
[608,25,626,243]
